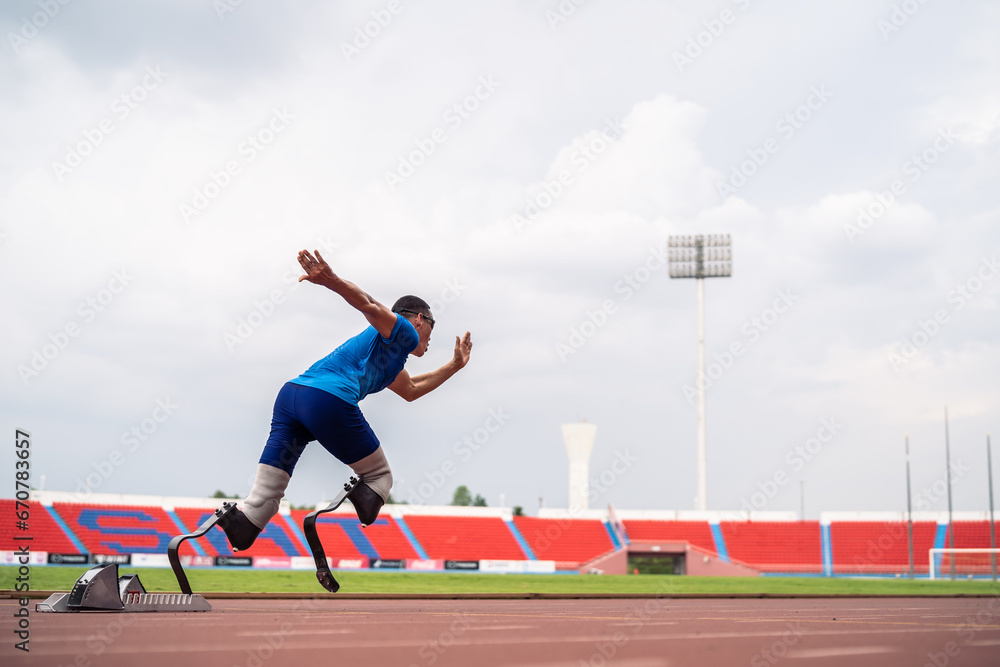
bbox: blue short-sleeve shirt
[289,314,419,405]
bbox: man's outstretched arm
[388,332,472,402]
[297,249,397,338]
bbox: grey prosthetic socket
[348,447,392,525]
[243,463,291,530]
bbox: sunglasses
[399,309,435,329]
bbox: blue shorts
[258,382,380,475]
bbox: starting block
[36,563,210,613]
[303,476,360,592]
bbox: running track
[5,597,1000,666]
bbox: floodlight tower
[668,234,733,511]
[563,422,597,512]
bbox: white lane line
[609,621,678,627]
[19,626,967,655]
[787,646,897,659]
[235,629,353,636]
[504,660,668,667]
[966,638,1000,646]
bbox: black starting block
[303,476,360,592]
[167,501,238,595]
[36,563,210,613]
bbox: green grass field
[4,567,1000,596]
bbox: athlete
[219,248,473,550]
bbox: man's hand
[295,248,397,338]
[389,331,473,402]
[453,332,473,369]
[297,249,335,287]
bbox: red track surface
[5,597,1000,666]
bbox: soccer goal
[928,548,1000,580]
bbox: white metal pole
[696,275,707,511]
[987,433,996,581]
[906,435,914,579]
[945,406,955,580]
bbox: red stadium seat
[172,508,307,558]
[829,521,938,574]
[513,517,614,563]
[622,520,718,554]
[54,503,187,556]
[720,521,822,573]
[0,501,80,554]
[404,516,526,560]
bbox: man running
[220,249,473,550]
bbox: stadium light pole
[945,406,955,580]
[905,434,914,579]
[988,433,996,581]
[668,234,732,512]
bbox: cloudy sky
[2,0,998,518]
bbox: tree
[212,490,240,499]
[451,485,473,506]
[513,506,524,516]
[472,494,487,507]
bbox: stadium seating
[54,503,185,556]
[720,521,823,573]
[15,493,1000,577]
[0,501,80,554]
[513,517,614,563]
[622,520,718,554]
[950,521,1000,549]
[404,515,526,560]
[829,521,938,574]
[172,508,307,558]
[289,511,420,561]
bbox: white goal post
[928,548,1000,580]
